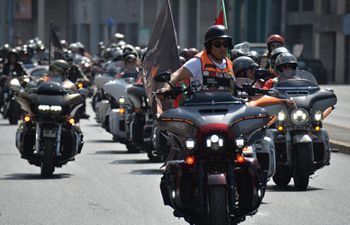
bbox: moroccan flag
[142,0,180,113]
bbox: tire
[40,139,55,178]
[209,186,229,225]
[126,143,140,153]
[147,149,161,162]
[273,167,291,187]
[293,143,313,191]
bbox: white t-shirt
[183,56,227,86]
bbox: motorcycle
[13,80,84,177]
[1,74,25,124]
[156,72,285,225]
[268,70,337,190]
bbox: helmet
[49,60,69,74]
[124,52,137,61]
[267,34,284,45]
[7,49,19,61]
[230,48,247,61]
[247,50,261,65]
[204,25,233,49]
[270,47,290,68]
[275,52,298,72]
[187,48,199,59]
[233,56,259,75]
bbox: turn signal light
[315,126,321,132]
[235,154,246,165]
[185,155,195,165]
[78,83,83,89]
[277,125,284,132]
[23,115,31,122]
[68,117,75,125]
[118,108,126,114]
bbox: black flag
[142,0,180,113]
[49,22,65,64]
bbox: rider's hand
[284,99,297,109]
[155,86,172,100]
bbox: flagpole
[48,21,53,66]
[221,0,228,28]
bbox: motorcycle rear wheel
[209,186,229,225]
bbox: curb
[330,140,350,155]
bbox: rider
[1,49,26,78]
[158,25,234,94]
[265,34,285,69]
[263,52,298,90]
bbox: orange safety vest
[195,50,235,90]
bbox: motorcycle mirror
[9,78,21,92]
[154,71,171,83]
[254,69,272,81]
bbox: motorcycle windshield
[274,70,319,90]
[184,91,243,106]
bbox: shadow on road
[85,139,115,143]
[266,185,323,192]
[93,150,130,155]
[0,173,72,180]
[110,159,155,165]
[130,169,163,175]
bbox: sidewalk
[324,123,350,154]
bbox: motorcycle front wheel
[40,139,55,178]
[209,186,229,225]
[293,143,313,191]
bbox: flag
[49,21,65,65]
[215,9,224,25]
[142,0,180,112]
[215,0,228,28]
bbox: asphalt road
[1,100,350,225]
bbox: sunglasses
[212,41,229,49]
[281,64,296,69]
[126,60,136,64]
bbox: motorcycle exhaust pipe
[55,125,62,156]
[34,123,41,154]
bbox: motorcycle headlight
[185,138,195,149]
[314,111,322,121]
[206,134,224,151]
[277,111,286,121]
[50,105,62,112]
[118,97,126,104]
[235,138,245,148]
[291,108,309,125]
[38,105,50,111]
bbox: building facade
[1,0,350,83]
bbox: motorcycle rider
[263,52,298,90]
[264,34,285,69]
[158,25,234,95]
[1,49,26,78]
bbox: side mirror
[255,68,272,81]
[154,71,171,82]
[9,78,21,92]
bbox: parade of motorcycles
[1,0,350,225]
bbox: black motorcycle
[156,73,284,225]
[1,75,24,124]
[268,70,337,190]
[13,80,84,177]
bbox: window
[302,0,313,11]
[287,0,299,12]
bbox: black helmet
[230,48,247,61]
[275,52,298,72]
[270,47,289,68]
[233,56,259,75]
[7,49,19,61]
[204,25,233,49]
[247,50,261,65]
[49,59,69,75]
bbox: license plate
[42,129,56,138]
